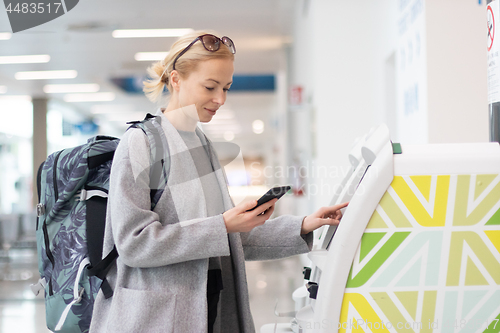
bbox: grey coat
[89,110,312,333]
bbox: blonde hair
[143,30,235,103]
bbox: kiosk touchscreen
[261,125,500,333]
[290,129,375,314]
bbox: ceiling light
[44,84,100,93]
[64,92,115,102]
[0,33,12,40]
[135,52,169,61]
[112,28,194,38]
[15,70,78,80]
[252,120,264,134]
[0,86,6,94]
[0,95,31,101]
[0,55,50,64]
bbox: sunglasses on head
[172,34,236,71]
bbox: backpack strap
[35,161,45,230]
[90,115,171,299]
[81,137,121,299]
[127,113,170,210]
[87,245,118,299]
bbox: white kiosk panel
[261,126,500,333]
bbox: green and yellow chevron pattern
[339,175,500,332]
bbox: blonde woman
[89,30,348,333]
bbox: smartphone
[247,186,292,211]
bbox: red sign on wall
[289,85,304,106]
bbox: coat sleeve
[108,129,230,268]
[239,214,313,261]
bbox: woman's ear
[170,70,181,92]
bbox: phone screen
[247,186,292,211]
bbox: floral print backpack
[31,114,169,333]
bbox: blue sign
[111,74,276,94]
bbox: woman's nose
[213,90,226,105]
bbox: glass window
[47,99,90,155]
[0,99,33,214]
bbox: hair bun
[144,61,169,103]
[161,74,169,84]
[160,64,170,84]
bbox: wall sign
[488,1,500,103]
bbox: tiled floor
[246,256,305,331]
[0,247,305,333]
[0,248,51,333]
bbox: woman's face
[177,57,234,123]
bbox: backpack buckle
[30,277,46,296]
[36,204,45,217]
[75,189,86,201]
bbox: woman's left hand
[301,202,349,234]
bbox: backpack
[31,114,170,333]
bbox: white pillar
[32,97,47,209]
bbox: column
[32,97,47,209]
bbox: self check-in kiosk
[261,125,500,333]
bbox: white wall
[396,0,429,144]
[291,0,398,207]
[426,0,489,143]
[286,2,317,215]
[290,0,490,208]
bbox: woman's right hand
[222,198,277,233]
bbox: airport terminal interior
[0,0,499,332]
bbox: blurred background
[0,0,489,332]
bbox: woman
[89,30,348,333]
